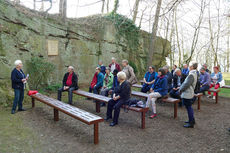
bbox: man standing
[199,67,211,94]
[58,66,78,105]
[109,57,121,72]
[141,66,158,93]
[179,62,198,128]
[122,59,138,85]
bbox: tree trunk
[101,0,105,14]
[132,0,140,24]
[59,0,67,19]
[147,0,162,67]
[112,0,119,14]
[174,7,182,66]
[107,0,110,13]
[33,0,36,10]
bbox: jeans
[12,89,24,111]
[199,85,210,94]
[182,98,194,123]
[106,98,128,123]
[141,84,151,93]
[89,85,102,94]
[58,87,76,104]
[100,88,111,97]
[170,89,183,106]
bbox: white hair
[174,68,181,73]
[68,66,74,70]
[111,57,116,60]
[117,71,126,80]
[183,64,187,66]
[14,60,22,66]
[122,59,128,64]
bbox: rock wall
[0,0,170,104]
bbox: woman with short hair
[146,68,168,119]
[105,71,131,126]
[207,66,223,100]
[11,60,28,114]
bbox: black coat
[62,72,79,89]
[172,74,186,88]
[166,71,173,86]
[11,68,25,89]
[114,80,131,101]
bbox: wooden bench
[194,93,203,110]
[222,85,230,89]
[131,91,180,118]
[132,84,142,88]
[30,93,104,144]
[208,89,220,104]
[73,90,149,129]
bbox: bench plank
[132,84,142,88]
[222,85,230,89]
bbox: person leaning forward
[58,66,78,105]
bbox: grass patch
[0,107,42,153]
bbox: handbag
[219,79,225,87]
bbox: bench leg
[94,123,99,144]
[96,102,100,113]
[216,93,218,104]
[141,112,145,129]
[197,97,201,110]
[174,103,178,119]
[54,108,59,121]
[32,98,35,108]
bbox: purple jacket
[200,72,211,86]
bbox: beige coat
[122,65,138,85]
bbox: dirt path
[1,95,230,153]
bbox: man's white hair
[68,66,74,70]
[14,60,22,66]
[122,59,128,64]
[111,57,116,60]
[117,71,126,80]
[183,64,187,66]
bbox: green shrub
[45,83,62,92]
[129,61,138,74]
[26,57,55,90]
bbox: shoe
[100,103,106,107]
[184,120,196,125]
[104,117,112,122]
[149,114,157,119]
[110,122,118,126]
[183,123,194,128]
[18,108,26,111]
[11,110,15,114]
[213,96,216,100]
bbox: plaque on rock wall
[47,40,59,56]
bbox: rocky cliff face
[0,0,170,104]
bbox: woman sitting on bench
[105,71,131,126]
[146,68,168,119]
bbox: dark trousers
[199,85,209,94]
[89,85,102,94]
[182,98,194,123]
[106,98,128,123]
[12,89,24,111]
[170,89,183,106]
[141,84,151,93]
[58,87,76,104]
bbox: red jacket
[90,72,98,88]
[109,63,121,72]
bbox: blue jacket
[112,76,119,90]
[151,76,168,96]
[210,72,222,83]
[96,72,104,87]
[182,68,189,76]
[200,72,211,86]
[144,71,158,83]
[11,68,25,89]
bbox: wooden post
[96,102,100,113]
[174,103,177,119]
[197,97,201,110]
[94,123,99,144]
[32,98,35,108]
[54,108,59,121]
[216,92,218,104]
[141,112,145,129]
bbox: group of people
[10,58,224,129]
[140,63,224,128]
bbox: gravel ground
[20,95,230,153]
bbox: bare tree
[107,0,110,13]
[59,0,67,19]
[132,0,141,24]
[112,0,119,14]
[101,0,105,14]
[147,0,162,66]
